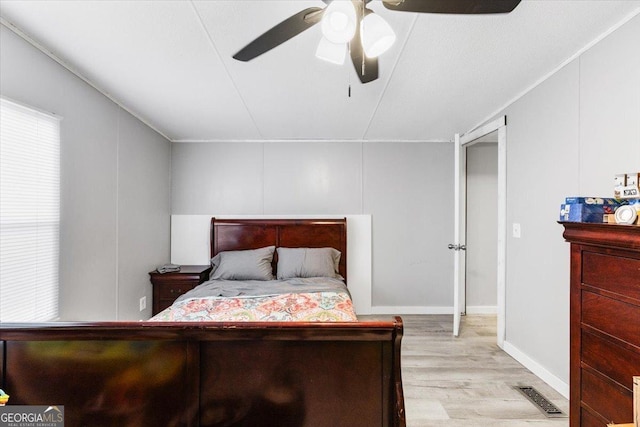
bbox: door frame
[456,115,506,348]
[453,133,466,337]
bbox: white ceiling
[1,1,639,142]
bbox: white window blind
[0,98,60,321]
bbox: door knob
[448,244,466,251]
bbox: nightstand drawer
[157,283,194,299]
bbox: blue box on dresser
[559,203,606,223]
[564,197,620,205]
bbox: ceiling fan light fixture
[315,37,347,65]
[361,13,396,58]
[321,0,357,44]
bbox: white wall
[0,24,172,321]
[363,142,454,311]
[465,142,498,312]
[497,13,640,396]
[579,14,640,189]
[171,141,454,312]
[117,112,172,320]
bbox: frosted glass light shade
[315,37,347,65]
[321,0,357,44]
[361,13,396,58]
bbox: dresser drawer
[582,251,640,300]
[581,330,640,391]
[581,407,607,427]
[582,291,640,348]
[581,369,633,424]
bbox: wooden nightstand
[149,265,211,315]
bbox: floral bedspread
[150,291,357,322]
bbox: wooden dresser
[562,222,640,427]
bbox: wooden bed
[211,218,348,283]
[0,218,405,427]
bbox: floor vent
[514,386,567,418]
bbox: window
[0,98,61,321]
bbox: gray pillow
[210,246,275,281]
[276,247,342,279]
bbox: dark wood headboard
[210,218,347,280]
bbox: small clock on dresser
[149,265,211,315]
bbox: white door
[453,116,507,343]
[452,133,466,337]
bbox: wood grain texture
[561,222,640,251]
[581,330,640,392]
[400,315,569,427]
[211,218,347,281]
[581,368,633,424]
[562,222,640,427]
[582,251,640,300]
[0,317,405,427]
[582,292,640,349]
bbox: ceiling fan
[232,0,522,84]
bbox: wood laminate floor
[401,314,569,427]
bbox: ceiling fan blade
[350,7,378,83]
[233,7,324,61]
[382,0,521,14]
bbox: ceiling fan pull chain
[347,42,352,98]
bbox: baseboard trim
[466,305,497,314]
[503,340,569,399]
[368,306,453,315]
[367,306,497,315]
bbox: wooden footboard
[0,317,405,427]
